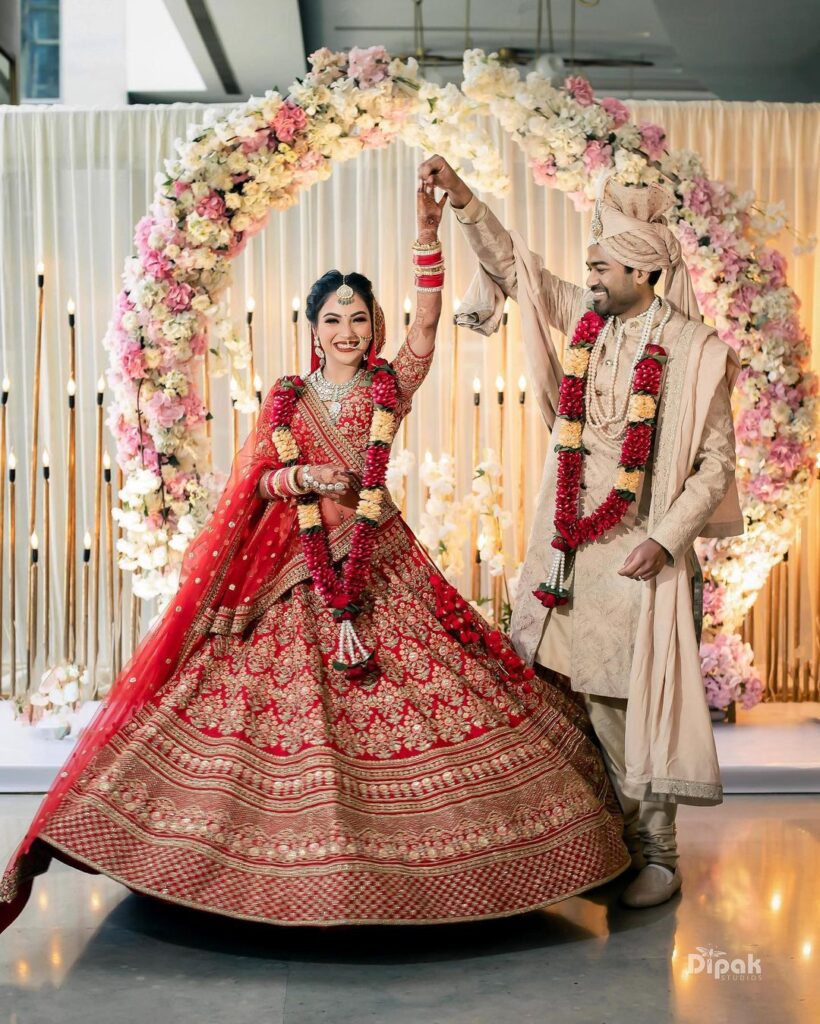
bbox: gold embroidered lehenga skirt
[11,515,629,926]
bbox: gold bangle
[411,239,442,253]
[413,262,445,276]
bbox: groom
[418,154,743,908]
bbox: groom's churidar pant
[582,694,678,869]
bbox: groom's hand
[618,539,669,582]
[417,155,473,210]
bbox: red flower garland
[534,311,667,609]
[270,361,399,679]
[429,573,536,690]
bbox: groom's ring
[637,574,644,581]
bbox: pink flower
[166,282,194,312]
[134,216,156,259]
[685,176,714,217]
[582,139,613,173]
[242,130,272,154]
[271,101,307,143]
[195,192,226,220]
[348,45,390,88]
[530,157,557,186]
[565,75,594,106]
[120,344,147,380]
[298,150,325,173]
[358,125,389,149]
[143,249,172,280]
[145,390,185,428]
[173,181,191,197]
[600,96,630,127]
[638,122,666,161]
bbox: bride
[1,182,628,929]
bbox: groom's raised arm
[453,194,583,337]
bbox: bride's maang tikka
[336,275,355,305]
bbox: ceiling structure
[127,0,820,104]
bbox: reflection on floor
[1,794,817,1024]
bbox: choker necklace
[308,367,364,424]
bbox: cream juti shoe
[620,863,682,908]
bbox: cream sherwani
[455,196,743,859]
[456,196,737,700]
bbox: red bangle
[413,251,442,267]
[416,273,445,287]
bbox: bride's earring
[311,328,325,366]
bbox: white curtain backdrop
[0,100,817,690]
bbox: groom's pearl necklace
[586,298,671,442]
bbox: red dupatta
[0,402,296,924]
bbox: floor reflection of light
[90,890,102,912]
[15,960,29,983]
[770,891,782,912]
[802,941,812,959]
[37,891,48,910]
[671,947,677,961]
[680,968,690,982]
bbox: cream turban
[590,179,701,321]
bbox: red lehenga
[0,337,628,929]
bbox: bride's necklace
[307,367,364,424]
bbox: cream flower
[297,503,322,530]
[628,394,657,421]
[564,348,590,377]
[557,419,583,449]
[616,469,642,494]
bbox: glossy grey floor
[1,794,817,1024]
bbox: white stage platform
[1,698,818,794]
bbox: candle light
[102,452,115,692]
[517,375,527,564]
[246,297,256,413]
[471,377,482,601]
[403,296,412,329]
[0,377,7,693]
[81,530,91,672]
[291,295,300,373]
[501,297,510,381]
[494,377,506,626]
[91,380,105,691]
[449,304,460,454]
[42,450,51,665]
[29,266,47,544]
[67,300,76,382]
[423,450,433,507]
[8,451,17,696]
[27,531,39,693]
[254,374,263,405]
[64,377,77,662]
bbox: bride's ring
[637,574,644,581]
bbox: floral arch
[105,46,817,708]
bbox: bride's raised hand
[416,181,448,239]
